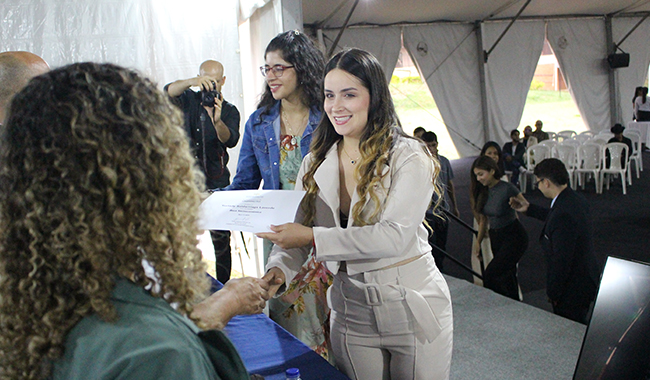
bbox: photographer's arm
[205,96,231,143]
[166,76,215,97]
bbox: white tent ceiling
[299,0,650,156]
[302,0,650,29]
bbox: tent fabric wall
[613,17,650,127]
[403,23,483,157]
[483,20,546,144]
[0,0,244,170]
[547,19,610,132]
[323,26,403,83]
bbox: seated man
[502,129,526,186]
[606,123,633,167]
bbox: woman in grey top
[470,155,528,300]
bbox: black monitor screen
[573,256,650,380]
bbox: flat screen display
[573,256,650,379]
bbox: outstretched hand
[192,276,271,330]
[509,194,530,213]
[262,267,286,299]
[256,223,314,250]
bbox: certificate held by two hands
[198,190,306,233]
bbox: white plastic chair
[557,130,577,142]
[579,131,596,138]
[553,144,577,189]
[574,134,592,144]
[626,130,643,176]
[538,139,558,157]
[589,135,610,146]
[599,143,630,195]
[547,131,558,141]
[521,144,550,193]
[561,139,581,148]
[575,143,602,193]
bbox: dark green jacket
[50,278,249,380]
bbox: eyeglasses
[535,178,545,187]
[260,64,294,78]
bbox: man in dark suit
[502,129,526,186]
[509,158,601,324]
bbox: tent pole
[327,0,360,58]
[484,0,533,61]
[605,15,618,126]
[475,21,490,143]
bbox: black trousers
[426,214,449,271]
[210,230,231,284]
[553,300,591,325]
[484,219,528,300]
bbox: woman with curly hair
[0,62,265,380]
[258,49,453,380]
[224,30,332,358]
[470,155,528,301]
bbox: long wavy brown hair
[301,49,441,226]
[0,62,209,379]
[469,155,502,216]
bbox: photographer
[165,60,240,284]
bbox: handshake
[192,269,286,330]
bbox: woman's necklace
[341,144,360,165]
[281,108,307,145]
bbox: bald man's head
[199,60,226,92]
[0,51,50,121]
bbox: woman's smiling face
[323,68,370,140]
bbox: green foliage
[390,75,423,85]
[530,79,544,90]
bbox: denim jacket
[225,101,322,190]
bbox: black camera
[201,88,221,107]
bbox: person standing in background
[421,131,460,271]
[633,86,650,122]
[0,51,49,123]
[510,158,600,324]
[470,155,528,300]
[165,60,241,285]
[224,30,332,359]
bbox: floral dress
[269,134,334,361]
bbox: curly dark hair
[0,62,209,379]
[301,48,441,226]
[257,30,325,118]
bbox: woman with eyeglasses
[470,155,528,301]
[224,30,333,359]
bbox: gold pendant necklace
[281,108,307,145]
[341,145,360,165]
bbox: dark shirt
[482,181,520,229]
[532,130,549,142]
[502,141,525,166]
[166,86,241,189]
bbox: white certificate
[198,190,306,233]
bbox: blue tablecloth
[210,275,349,380]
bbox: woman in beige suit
[258,49,453,380]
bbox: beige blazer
[266,136,436,283]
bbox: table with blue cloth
[209,275,349,380]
